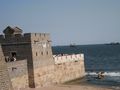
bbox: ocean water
[52,44,120,89]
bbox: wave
[86,72,120,77]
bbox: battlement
[28,33,51,43]
[53,54,84,64]
[0,27,51,44]
[0,33,31,43]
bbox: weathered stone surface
[7,60,28,90]
[33,60,85,88]
[0,45,13,90]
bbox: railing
[53,54,84,64]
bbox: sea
[52,44,120,89]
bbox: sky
[0,0,120,46]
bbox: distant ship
[69,43,76,47]
[105,42,120,45]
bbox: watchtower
[0,26,54,88]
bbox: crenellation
[0,35,29,44]
[29,33,50,43]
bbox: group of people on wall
[5,56,16,62]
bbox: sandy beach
[22,84,113,90]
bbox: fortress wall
[7,60,29,90]
[33,65,55,87]
[5,54,85,89]
[0,45,13,90]
[54,60,85,83]
[53,54,85,83]
[0,52,85,89]
[7,60,28,78]
[33,56,85,88]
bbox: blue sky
[0,0,120,45]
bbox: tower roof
[3,26,23,35]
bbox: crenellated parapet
[0,33,30,44]
[53,54,84,64]
[0,26,51,45]
[0,33,50,44]
[30,33,51,42]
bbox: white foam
[86,72,120,77]
[86,72,97,75]
[104,72,120,76]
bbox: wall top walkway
[53,54,84,64]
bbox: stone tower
[0,26,54,88]
[0,45,13,90]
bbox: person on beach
[97,71,105,79]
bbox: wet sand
[22,84,112,90]
[21,77,114,90]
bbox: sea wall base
[34,60,85,88]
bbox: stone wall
[7,60,28,90]
[0,53,85,90]
[0,45,13,90]
[54,60,85,83]
[33,54,85,87]
[4,54,85,89]
[33,60,85,88]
